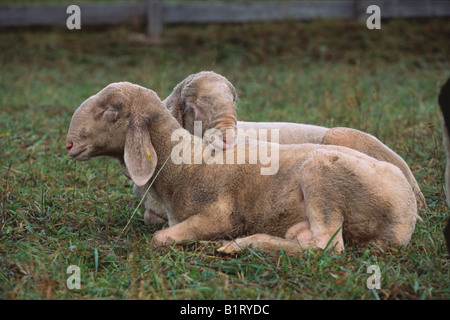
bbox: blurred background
[1,0,449,299]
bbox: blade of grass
[120,154,171,237]
[319,226,342,259]
[94,248,99,274]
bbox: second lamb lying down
[164,71,426,211]
[66,82,418,254]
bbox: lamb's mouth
[69,148,87,159]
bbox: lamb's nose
[66,142,73,151]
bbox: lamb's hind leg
[298,153,349,252]
[217,222,316,255]
[303,202,345,252]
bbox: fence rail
[1,1,449,39]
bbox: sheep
[438,77,450,257]
[172,71,427,205]
[66,82,418,254]
[137,71,426,227]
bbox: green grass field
[1,18,449,300]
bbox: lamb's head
[66,82,161,186]
[165,71,238,150]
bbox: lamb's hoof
[151,230,178,248]
[217,241,242,255]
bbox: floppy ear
[165,88,184,124]
[124,116,158,186]
[181,76,208,122]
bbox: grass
[0,18,450,300]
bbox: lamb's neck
[149,111,182,161]
[146,111,190,193]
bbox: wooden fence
[1,1,449,40]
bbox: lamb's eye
[79,128,88,139]
[95,108,106,118]
[103,106,119,121]
[96,106,114,118]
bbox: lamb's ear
[165,89,183,124]
[165,74,196,125]
[124,116,158,186]
[226,80,238,103]
[181,78,207,122]
[170,101,184,125]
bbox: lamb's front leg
[144,209,167,226]
[151,210,234,247]
[133,184,168,226]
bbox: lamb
[66,82,418,254]
[138,71,426,226]
[172,71,426,206]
